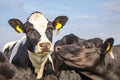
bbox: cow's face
[54,35,114,69]
[8,11,68,54]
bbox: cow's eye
[28,28,34,33]
[83,42,93,49]
[47,27,53,31]
[85,45,92,49]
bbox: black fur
[0,52,36,80]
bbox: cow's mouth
[38,50,52,55]
[41,49,51,52]
[38,48,53,54]
[55,52,79,61]
[55,53,86,68]
[64,60,86,68]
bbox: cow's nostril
[55,46,62,52]
[39,43,44,48]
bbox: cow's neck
[83,59,119,80]
[79,66,117,80]
[28,51,49,72]
[28,50,50,78]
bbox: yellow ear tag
[16,26,23,33]
[106,43,111,52]
[55,23,62,35]
[55,22,62,30]
[106,43,114,59]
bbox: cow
[0,51,36,80]
[52,33,85,73]
[2,11,68,79]
[54,34,120,80]
[43,34,85,80]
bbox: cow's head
[54,35,114,69]
[8,11,68,54]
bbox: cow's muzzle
[54,45,65,60]
[39,42,51,52]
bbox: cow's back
[2,36,33,70]
[2,41,17,59]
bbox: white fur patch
[28,50,50,79]
[9,36,26,63]
[2,41,17,53]
[48,53,54,71]
[110,50,115,59]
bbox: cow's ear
[52,16,68,35]
[8,19,24,33]
[102,38,114,53]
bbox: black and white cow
[54,34,120,80]
[2,11,68,79]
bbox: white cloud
[71,15,98,20]
[101,0,120,13]
[96,1,120,29]
[0,0,24,10]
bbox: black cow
[2,11,68,79]
[54,34,120,80]
[53,34,84,72]
[0,51,36,80]
[43,34,85,80]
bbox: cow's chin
[28,50,51,55]
[64,61,81,68]
[36,50,52,55]
[57,54,87,69]
[34,47,52,54]
[64,60,87,69]
[35,52,50,58]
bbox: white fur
[48,53,54,71]
[2,41,17,53]
[28,50,51,79]
[110,50,115,59]
[9,36,26,63]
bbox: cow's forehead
[28,12,47,22]
[27,12,49,34]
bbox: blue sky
[0,0,120,50]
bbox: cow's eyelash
[82,43,92,49]
[47,27,53,30]
[85,45,92,49]
[27,28,35,32]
